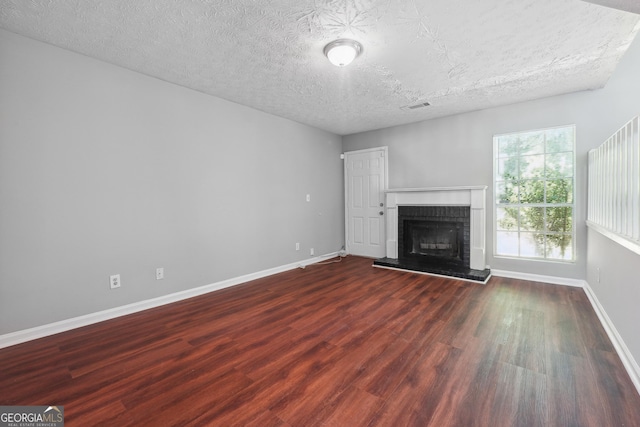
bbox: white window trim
[493,125,577,262]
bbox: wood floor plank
[546,350,581,427]
[351,335,422,399]
[425,336,502,427]
[314,385,382,427]
[366,341,463,426]
[489,362,548,427]
[1,256,639,426]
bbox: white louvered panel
[588,115,640,255]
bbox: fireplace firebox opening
[396,205,471,269]
[403,220,463,263]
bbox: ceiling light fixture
[323,39,363,67]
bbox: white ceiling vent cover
[401,102,431,111]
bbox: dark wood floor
[2,256,640,426]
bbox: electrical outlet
[310,248,314,256]
[296,243,300,251]
[110,274,121,289]
[306,194,311,202]
[156,267,164,280]
[597,267,601,283]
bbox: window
[494,125,575,261]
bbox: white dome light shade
[326,45,356,67]
[323,39,363,67]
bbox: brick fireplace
[373,186,490,283]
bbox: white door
[345,147,388,258]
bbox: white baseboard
[491,269,585,287]
[582,280,640,396]
[0,252,339,350]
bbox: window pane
[520,233,545,258]
[496,231,519,256]
[546,207,573,234]
[546,152,573,177]
[519,154,545,179]
[496,181,518,204]
[519,131,544,155]
[520,207,544,232]
[546,179,573,204]
[496,207,518,231]
[496,157,518,181]
[519,179,545,203]
[497,135,519,157]
[546,234,573,260]
[546,127,573,153]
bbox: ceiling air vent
[400,101,431,111]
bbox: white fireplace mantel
[385,186,487,270]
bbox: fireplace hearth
[373,187,491,283]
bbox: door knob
[379,211,384,215]
[380,203,384,207]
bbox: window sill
[493,254,576,265]
[586,221,640,256]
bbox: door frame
[343,146,389,256]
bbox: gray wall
[582,36,640,366]
[343,36,640,280]
[0,29,344,334]
[344,35,640,369]
[583,37,640,369]
[586,230,640,366]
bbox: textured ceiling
[1,0,639,135]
